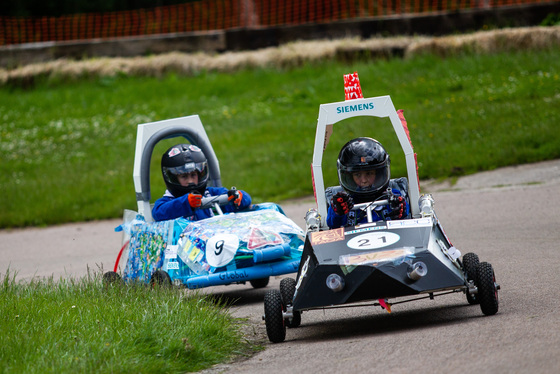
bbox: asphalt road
[1,159,560,374]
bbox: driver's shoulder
[205,186,227,196]
[389,177,409,196]
[325,185,345,204]
[389,177,408,189]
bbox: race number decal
[206,234,239,268]
[346,232,400,250]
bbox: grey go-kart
[263,94,500,343]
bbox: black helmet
[161,144,209,197]
[337,137,390,203]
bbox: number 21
[357,236,386,247]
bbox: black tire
[264,289,286,343]
[102,271,123,286]
[280,278,296,304]
[462,252,480,305]
[250,277,270,289]
[476,262,499,316]
[280,278,301,328]
[150,270,172,288]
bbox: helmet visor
[338,163,390,196]
[163,161,208,185]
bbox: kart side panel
[120,204,304,287]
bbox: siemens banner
[336,102,374,114]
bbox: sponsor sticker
[164,245,178,259]
[387,217,432,229]
[340,247,414,266]
[310,228,345,246]
[247,227,283,249]
[345,225,387,236]
[295,256,310,290]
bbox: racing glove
[331,191,354,216]
[187,193,202,208]
[388,195,407,219]
[228,188,243,207]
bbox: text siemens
[336,102,374,114]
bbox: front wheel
[250,277,270,289]
[150,270,172,288]
[264,289,286,343]
[102,271,123,287]
[280,278,301,328]
[476,262,499,316]
[462,252,480,305]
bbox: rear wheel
[102,271,123,287]
[280,278,301,328]
[477,262,499,315]
[250,277,270,289]
[150,270,172,288]
[462,252,480,305]
[264,289,286,343]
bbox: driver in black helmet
[152,144,252,221]
[327,137,410,229]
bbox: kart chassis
[263,94,500,343]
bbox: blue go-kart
[103,115,304,289]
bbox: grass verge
[0,269,259,373]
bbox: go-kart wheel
[280,278,296,304]
[102,271,123,286]
[476,262,499,316]
[250,277,270,289]
[264,289,286,343]
[462,252,480,305]
[280,278,301,328]
[150,270,172,288]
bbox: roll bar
[132,115,221,222]
[311,95,421,229]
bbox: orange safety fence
[0,0,554,46]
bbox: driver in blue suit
[152,144,251,221]
[327,137,410,229]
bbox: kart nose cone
[407,261,428,281]
[326,274,345,292]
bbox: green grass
[0,270,255,373]
[1,48,559,227]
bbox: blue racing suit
[152,186,252,222]
[326,178,410,229]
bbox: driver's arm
[208,186,252,212]
[152,194,195,221]
[387,188,410,220]
[327,206,348,229]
